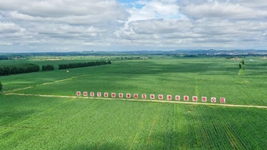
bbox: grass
[0,56,267,149]
[3,57,267,105]
[0,95,266,149]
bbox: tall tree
[0,81,2,91]
[238,60,245,76]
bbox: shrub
[42,65,55,71]
[0,81,2,91]
[0,64,40,76]
[58,61,110,70]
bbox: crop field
[0,56,267,149]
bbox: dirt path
[4,74,90,93]
[4,93,267,109]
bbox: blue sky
[118,0,136,3]
[118,0,144,9]
[0,0,267,52]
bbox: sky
[0,0,267,52]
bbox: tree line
[58,61,111,70]
[42,65,55,71]
[0,81,2,92]
[0,63,40,76]
[0,55,9,60]
[0,60,112,76]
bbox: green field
[0,56,267,149]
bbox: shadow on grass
[108,60,245,77]
[64,143,125,150]
[0,110,37,127]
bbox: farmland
[0,56,267,149]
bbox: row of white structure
[76,91,226,103]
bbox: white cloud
[0,0,129,51]
[0,0,128,19]
[0,0,267,51]
[0,22,21,34]
[181,2,267,20]
[127,0,183,21]
[0,42,13,46]
[1,0,129,26]
[237,0,267,8]
[114,17,267,49]
[129,19,192,34]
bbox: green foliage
[225,56,234,59]
[0,81,2,91]
[58,61,110,70]
[0,63,40,76]
[238,60,245,75]
[238,67,245,76]
[184,54,198,57]
[42,64,55,71]
[0,55,9,60]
